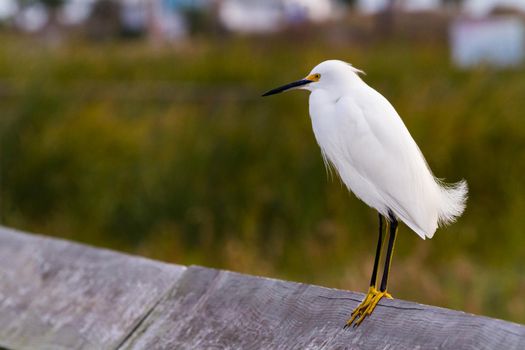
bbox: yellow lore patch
[306,73,321,82]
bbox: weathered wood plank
[0,226,186,350]
[121,266,525,350]
[0,226,524,350]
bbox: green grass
[1,33,524,323]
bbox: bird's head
[262,60,364,97]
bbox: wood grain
[0,226,524,350]
[120,266,525,350]
[0,226,186,350]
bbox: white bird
[263,60,467,327]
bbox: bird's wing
[334,92,440,238]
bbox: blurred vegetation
[0,32,524,323]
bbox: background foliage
[1,33,524,323]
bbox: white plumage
[305,60,467,239]
[262,59,468,326]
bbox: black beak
[262,79,312,97]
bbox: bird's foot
[345,287,392,328]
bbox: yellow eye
[314,73,321,80]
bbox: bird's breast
[309,93,338,150]
[308,91,362,155]
[308,90,388,214]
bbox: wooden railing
[0,226,523,349]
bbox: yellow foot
[345,288,392,328]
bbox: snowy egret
[263,60,467,327]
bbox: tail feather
[437,179,468,227]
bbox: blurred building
[463,0,525,17]
[450,16,525,68]
[357,0,439,14]
[2,0,338,37]
[357,0,525,16]
[4,0,525,46]
[218,0,336,34]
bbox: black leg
[379,212,398,292]
[346,211,398,328]
[369,214,384,288]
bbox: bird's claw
[345,287,392,328]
